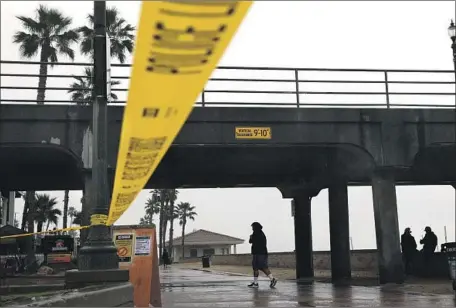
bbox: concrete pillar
[371,171,404,284]
[233,245,237,254]
[328,183,351,281]
[8,191,15,225]
[0,194,6,226]
[80,172,92,245]
[453,185,456,241]
[293,195,313,279]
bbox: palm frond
[13,32,40,58]
[16,16,43,34]
[48,46,58,66]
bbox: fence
[1,60,455,108]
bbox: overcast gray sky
[1,1,456,253]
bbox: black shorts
[252,254,268,270]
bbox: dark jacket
[162,251,170,264]
[420,232,438,254]
[249,230,268,255]
[401,233,417,255]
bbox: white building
[0,191,18,227]
[164,229,244,263]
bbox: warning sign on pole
[114,233,133,263]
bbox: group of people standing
[401,226,438,274]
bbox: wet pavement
[161,268,456,307]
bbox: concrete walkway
[161,268,456,307]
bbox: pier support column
[372,171,404,284]
[328,183,351,282]
[293,194,314,280]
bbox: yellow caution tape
[106,0,252,225]
[0,213,106,239]
[90,214,108,226]
[0,214,107,239]
[0,225,89,240]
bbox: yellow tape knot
[90,214,108,226]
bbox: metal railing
[1,60,455,108]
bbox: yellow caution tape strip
[0,226,89,240]
[106,0,252,225]
[0,215,106,239]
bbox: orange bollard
[113,225,161,307]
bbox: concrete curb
[0,283,64,296]
[15,282,133,307]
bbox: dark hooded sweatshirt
[249,229,268,255]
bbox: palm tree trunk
[168,219,174,255]
[181,220,186,259]
[36,46,49,104]
[163,205,168,251]
[25,191,36,266]
[63,190,69,229]
[46,220,50,231]
[37,221,43,233]
[168,200,175,259]
[158,197,165,259]
[21,201,28,230]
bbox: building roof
[164,229,244,247]
[0,225,26,236]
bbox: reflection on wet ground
[161,268,456,307]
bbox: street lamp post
[449,20,456,242]
[449,20,456,71]
[77,1,118,271]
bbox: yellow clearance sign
[235,127,271,139]
[105,1,252,225]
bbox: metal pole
[295,69,300,108]
[453,38,456,243]
[452,32,456,243]
[78,1,118,270]
[384,71,390,109]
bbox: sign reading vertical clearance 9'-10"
[105,1,253,225]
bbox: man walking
[248,222,277,288]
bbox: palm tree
[177,202,197,259]
[67,67,120,105]
[63,190,69,229]
[13,5,79,104]
[22,192,36,232]
[13,6,78,247]
[141,195,160,225]
[68,206,78,227]
[77,7,135,63]
[22,191,37,266]
[34,194,61,232]
[152,190,166,257]
[72,211,83,226]
[167,190,179,255]
[162,191,171,253]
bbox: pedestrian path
[160,268,456,307]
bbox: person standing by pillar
[400,228,417,275]
[247,222,277,288]
[420,226,438,275]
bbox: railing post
[201,90,205,107]
[295,69,300,108]
[384,71,390,108]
